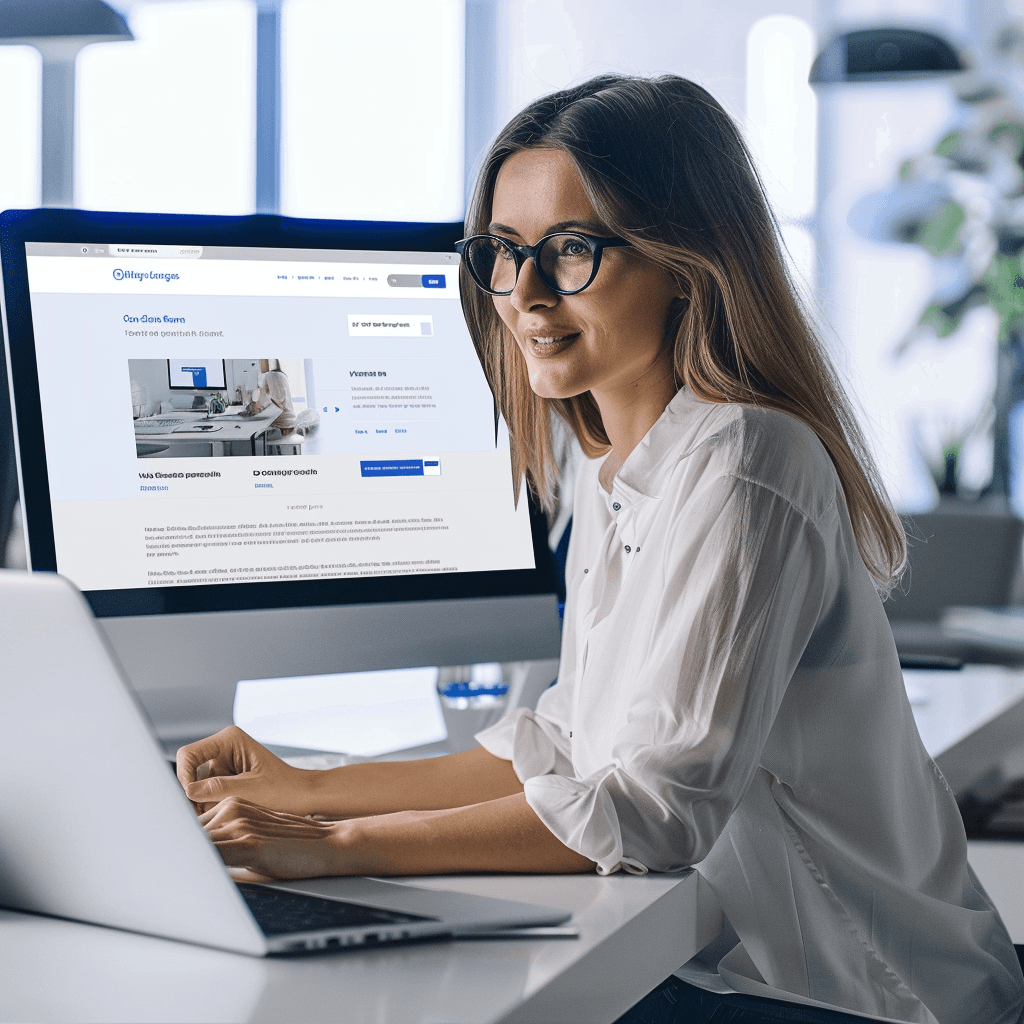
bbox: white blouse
[477,387,1024,1024]
[253,369,295,430]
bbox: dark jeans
[613,976,876,1024]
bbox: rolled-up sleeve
[476,554,581,782]
[512,473,833,876]
[476,702,575,781]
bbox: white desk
[0,871,721,1024]
[907,666,1024,946]
[135,406,281,458]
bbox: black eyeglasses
[455,232,630,296]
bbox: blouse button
[612,501,621,511]
[635,546,640,553]
[583,568,588,574]
[624,545,631,553]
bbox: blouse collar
[603,387,738,504]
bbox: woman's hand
[198,791,594,879]
[177,732,526,824]
[199,796,351,881]
[177,726,320,816]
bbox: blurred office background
[1,0,1021,572]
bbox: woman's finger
[227,865,273,884]
[176,733,235,781]
[197,796,261,831]
[205,816,331,842]
[177,725,261,782]
[201,798,330,836]
[186,771,259,807]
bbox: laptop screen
[19,239,536,597]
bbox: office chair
[886,508,1024,622]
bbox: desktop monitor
[167,359,227,392]
[0,209,561,743]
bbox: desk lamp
[0,0,133,208]
[809,27,967,85]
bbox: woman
[177,76,1024,1023]
[245,358,296,432]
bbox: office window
[76,0,255,215]
[0,46,41,212]
[280,0,464,222]
[746,15,817,294]
[826,83,981,510]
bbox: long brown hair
[461,74,906,595]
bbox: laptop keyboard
[236,882,437,937]
[134,416,189,434]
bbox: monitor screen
[1,211,560,743]
[167,359,227,391]
[23,240,533,594]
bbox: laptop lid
[0,569,268,954]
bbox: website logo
[112,268,180,282]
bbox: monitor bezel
[0,208,559,620]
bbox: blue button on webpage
[360,460,424,477]
[421,274,445,288]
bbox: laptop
[0,569,571,955]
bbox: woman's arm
[178,726,525,817]
[199,792,595,879]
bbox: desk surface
[134,406,278,442]
[0,871,721,1024]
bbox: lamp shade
[810,28,966,84]
[0,0,131,41]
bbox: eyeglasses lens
[538,234,595,293]
[465,234,596,294]
[473,237,517,293]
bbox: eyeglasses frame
[454,231,630,296]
